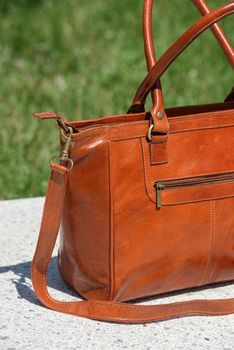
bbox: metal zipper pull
[155,183,165,209]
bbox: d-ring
[147,124,154,141]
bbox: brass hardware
[57,119,71,133]
[59,126,74,170]
[147,124,154,141]
[38,114,74,170]
[157,111,164,120]
[148,112,165,140]
[155,183,165,209]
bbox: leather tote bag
[31,1,234,323]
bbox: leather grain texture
[58,105,234,303]
[31,1,234,323]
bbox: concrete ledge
[0,197,233,350]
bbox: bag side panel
[59,140,111,301]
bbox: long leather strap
[31,162,234,323]
[129,1,234,112]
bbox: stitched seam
[77,121,146,134]
[107,142,112,300]
[111,142,117,300]
[112,140,234,193]
[140,138,156,204]
[169,110,234,122]
[147,170,234,190]
[110,123,234,140]
[162,194,234,206]
[72,108,233,129]
[110,133,148,142]
[70,122,234,143]
[70,110,234,140]
[141,130,234,196]
[170,123,234,134]
[211,200,216,279]
[108,142,115,300]
[203,201,215,284]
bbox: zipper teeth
[156,172,234,189]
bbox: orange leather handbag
[31,0,234,323]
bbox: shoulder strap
[31,162,234,323]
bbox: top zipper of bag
[154,172,234,209]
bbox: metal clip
[59,126,73,170]
[57,119,71,133]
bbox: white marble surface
[0,197,233,350]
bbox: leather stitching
[141,134,234,198]
[162,194,234,206]
[108,141,116,300]
[204,201,216,285]
[140,138,156,203]
[70,121,234,143]
[69,110,234,142]
[109,123,234,141]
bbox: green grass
[0,0,233,199]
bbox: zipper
[154,172,234,209]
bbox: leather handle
[143,0,165,115]
[192,0,234,68]
[143,0,234,112]
[31,163,234,323]
[128,1,234,116]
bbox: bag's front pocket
[155,172,234,208]
[154,172,234,287]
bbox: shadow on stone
[0,257,78,307]
[1,258,233,310]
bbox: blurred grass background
[0,0,233,199]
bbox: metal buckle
[147,123,154,141]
